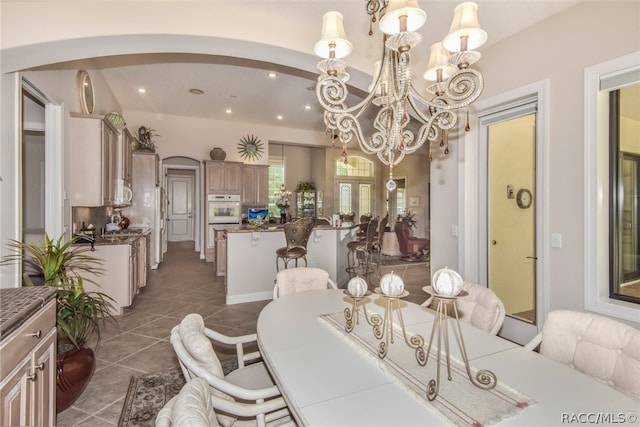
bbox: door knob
[491,240,497,245]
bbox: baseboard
[226,291,273,305]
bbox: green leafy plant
[296,181,316,192]
[1,234,117,349]
[399,211,417,229]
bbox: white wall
[433,1,640,319]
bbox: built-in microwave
[111,178,133,206]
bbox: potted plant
[1,234,117,412]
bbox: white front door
[167,174,194,242]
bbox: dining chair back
[524,310,640,401]
[170,314,291,427]
[155,377,220,427]
[422,282,506,335]
[275,217,315,271]
[273,267,338,299]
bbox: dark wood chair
[346,218,378,280]
[394,221,429,260]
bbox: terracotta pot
[209,147,226,161]
[56,346,96,413]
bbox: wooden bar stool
[346,218,378,280]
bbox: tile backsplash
[72,206,123,235]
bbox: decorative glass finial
[386,179,397,192]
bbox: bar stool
[275,217,315,272]
[346,218,378,280]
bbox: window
[585,52,640,322]
[268,156,285,217]
[609,85,640,304]
[336,156,374,177]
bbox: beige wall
[445,1,640,315]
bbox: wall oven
[208,194,241,224]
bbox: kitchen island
[225,224,358,304]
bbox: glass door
[337,180,374,219]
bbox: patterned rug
[118,359,237,427]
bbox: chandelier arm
[407,68,485,111]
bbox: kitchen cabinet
[297,191,317,217]
[69,113,119,206]
[133,236,147,290]
[205,161,242,194]
[0,300,56,427]
[241,165,269,206]
[215,229,227,276]
[82,243,133,315]
[68,113,133,207]
[206,225,215,263]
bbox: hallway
[56,241,430,426]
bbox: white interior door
[167,175,194,242]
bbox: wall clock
[76,70,95,114]
[238,134,264,161]
[516,188,533,209]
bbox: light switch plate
[551,233,562,248]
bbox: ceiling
[32,1,584,133]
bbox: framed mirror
[76,70,94,114]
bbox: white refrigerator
[127,152,164,269]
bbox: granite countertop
[0,286,57,340]
[74,228,150,247]
[225,223,359,233]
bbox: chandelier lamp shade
[314,1,487,192]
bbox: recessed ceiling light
[225,109,232,114]
[189,88,204,95]
[267,72,278,79]
[304,105,312,110]
[277,115,284,120]
[137,88,146,93]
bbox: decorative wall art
[237,134,264,161]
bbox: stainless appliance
[111,178,133,206]
[207,194,241,254]
[208,194,242,225]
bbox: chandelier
[314,1,487,191]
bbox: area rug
[118,359,238,427]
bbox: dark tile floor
[56,241,430,426]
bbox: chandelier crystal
[314,1,487,189]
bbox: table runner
[321,312,536,426]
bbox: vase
[210,147,226,161]
[56,345,96,413]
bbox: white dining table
[256,289,639,426]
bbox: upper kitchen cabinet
[241,165,269,206]
[205,161,242,194]
[68,113,133,207]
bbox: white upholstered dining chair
[155,377,220,427]
[422,281,506,335]
[524,309,640,401]
[273,267,338,299]
[170,314,292,427]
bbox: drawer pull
[28,330,42,338]
[35,363,45,371]
[26,372,37,382]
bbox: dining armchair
[524,310,640,401]
[273,267,338,299]
[155,377,220,427]
[422,281,506,335]
[170,314,292,427]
